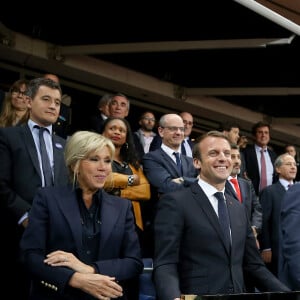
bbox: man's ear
[193,158,201,170]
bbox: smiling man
[153,131,290,300]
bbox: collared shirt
[182,137,193,157]
[197,177,226,216]
[279,178,293,191]
[161,143,181,164]
[255,144,274,187]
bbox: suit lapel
[160,148,182,177]
[22,125,42,179]
[191,183,231,255]
[57,188,83,252]
[225,180,238,201]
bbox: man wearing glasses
[179,111,194,157]
[143,113,197,196]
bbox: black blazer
[153,182,289,300]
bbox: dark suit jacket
[225,178,262,231]
[278,184,300,289]
[259,181,286,275]
[20,186,143,300]
[153,182,289,300]
[181,137,194,156]
[89,111,106,133]
[0,124,69,298]
[142,148,198,195]
[0,124,69,221]
[242,144,277,196]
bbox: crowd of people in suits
[1,75,300,300]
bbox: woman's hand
[69,272,123,299]
[44,250,95,274]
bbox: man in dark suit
[0,77,69,299]
[242,121,278,196]
[179,111,194,157]
[89,93,111,133]
[225,143,262,243]
[225,143,262,292]
[143,113,197,196]
[259,153,297,276]
[278,183,300,290]
[142,113,197,258]
[153,131,290,300]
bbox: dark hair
[26,77,62,99]
[102,117,140,169]
[251,121,270,136]
[193,130,230,161]
[219,121,240,132]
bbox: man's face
[158,115,184,150]
[28,85,61,127]
[180,112,193,138]
[139,113,156,132]
[230,148,241,176]
[195,136,232,187]
[109,95,129,118]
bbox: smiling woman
[0,79,29,127]
[20,130,143,300]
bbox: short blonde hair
[64,131,115,184]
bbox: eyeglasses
[11,89,26,96]
[183,120,193,126]
[161,126,185,132]
[142,117,156,122]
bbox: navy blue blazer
[153,182,289,300]
[142,148,198,194]
[20,186,143,300]
[0,124,69,220]
[278,184,300,289]
[259,181,286,275]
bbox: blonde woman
[21,131,142,299]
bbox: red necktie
[260,149,267,191]
[230,178,242,203]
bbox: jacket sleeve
[104,165,151,201]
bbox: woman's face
[77,146,112,193]
[102,119,127,147]
[11,83,28,111]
